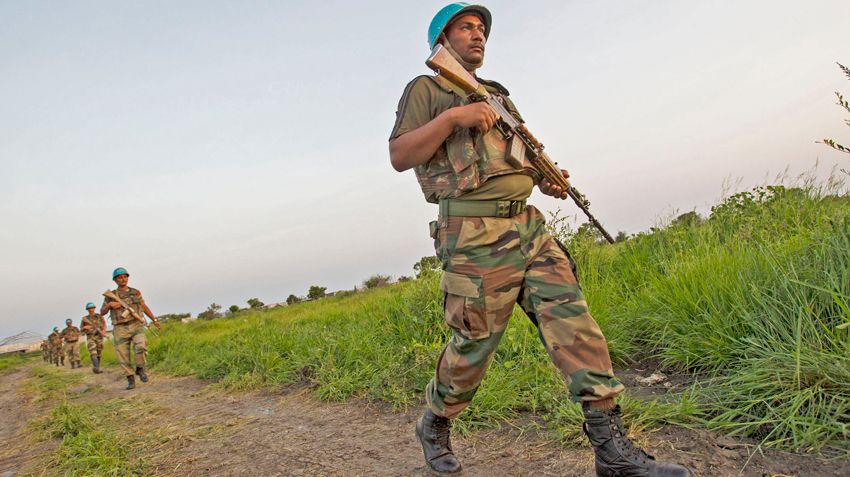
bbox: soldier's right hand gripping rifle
[102,290,160,331]
[426,44,615,244]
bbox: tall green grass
[149,178,849,455]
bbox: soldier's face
[114,274,129,287]
[87,308,95,316]
[444,14,486,64]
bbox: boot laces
[431,416,452,450]
[609,414,652,464]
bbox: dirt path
[1,362,846,476]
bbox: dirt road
[0,362,845,476]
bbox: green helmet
[427,3,492,49]
[85,302,96,309]
[65,318,72,324]
[112,267,129,279]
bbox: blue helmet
[85,302,96,309]
[53,326,59,332]
[112,267,129,279]
[427,3,492,49]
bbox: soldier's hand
[153,320,161,330]
[539,169,570,199]
[451,103,499,133]
[108,301,122,310]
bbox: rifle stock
[425,44,615,244]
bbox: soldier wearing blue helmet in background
[81,301,107,374]
[390,4,692,476]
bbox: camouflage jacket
[391,75,539,203]
[48,332,62,347]
[103,287,145,326]
[81,313,106,336]
[61,325,81,343]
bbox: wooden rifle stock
[426,44,615,244]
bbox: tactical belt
[439,199,527,218]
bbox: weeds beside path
[1,357,847,476]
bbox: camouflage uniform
[81,313,107,360]
[103,287,148,377]
[40,341,49,362]
[48,331,63,365]
[61,324,82,367]
[392,75,624,419]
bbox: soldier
[101,267,161,390]
[81,302,107,374]
[60,318,82,368]
[48,327,63,366]
[40,340,49,362]
[389,4,692,476]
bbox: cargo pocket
[440,271,489,340]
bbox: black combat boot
[126,375,136,390]
[91,356,102,374]
[584,405,692,477]
[135,366,148,383]
[415,409,462,474]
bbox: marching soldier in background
[48,327,63,366]
[101,267,161,390]
[60,318,82,368]
[81,302,107,374]
[390,4,691,476]
[40,340,49,362]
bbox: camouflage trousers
[49,348,60,364]
[426,205,625,419]
[64,341,81,363]
[113,321,147,376]
[86,333,104,359]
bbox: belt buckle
[496,201,511,218]
[508,200,525,217]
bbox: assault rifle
[426,44,615,244]
[103,290,149,328]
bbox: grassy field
[148,178,850,455]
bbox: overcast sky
[2,1,848,338]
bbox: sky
[1,1,848,338]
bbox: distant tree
[198,303,222,320]
[614,231,629,243]
[414,256,441,278]
[307,286,327,300]
[397,275,413,282]
[363,274,392,289]
[672,211,704,227]
[158,313,190,323]
[246,298,265,309]
[228,305,240,314]
[286,294,301,305]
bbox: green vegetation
[24,365,152,475]
[25,365,84,400]
[0,351,35,373]
[149,178,849,456]
[33,399,151,476]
